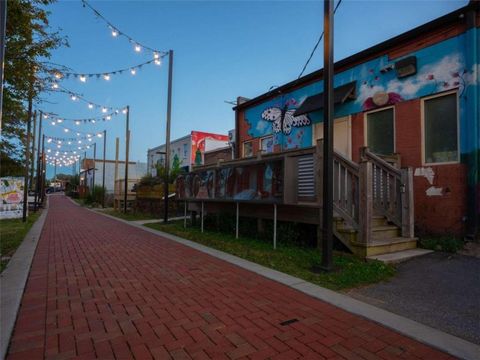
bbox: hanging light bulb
[88,103,94,109]
[88,138,92,142]
[76,132,80,136]
[54,72,62,79]
[111,29,118,37]
[70,95,77,101]
[97,133,103,138]
[134,44,141,52]
[79,75,87,83]
[57,119,63,123]
[102,107,107,113]
[75,121,80,125]
[58,141,62,144]
[64,128,69,133]
[87,145,90,149]
[91,119,96,124]
[130,68,136,75]
[154,59,161,66]
[154,52,160,59]
[106,116,111,120]
[47,138,52,143]
[68,141,72,145]
[47,149,51,153]
[122,108,128,114]
[103,74,110,81]
[52,83,59,89]
[51,121,56,125]
[78,140,82,144]
[57,144,61,148]
[43,114,49,119]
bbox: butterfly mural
[261,106,310,135]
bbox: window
[423,92,458,164]
[243,141,253,157]
[366,108,394,155]
[260,136,274,154]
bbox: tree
[2,0,67,168]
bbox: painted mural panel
[244,30,479,155]
[191,131,229,166]
[0,177,25,219]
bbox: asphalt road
[346,252,480,345]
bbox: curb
[83,203,480,360]
[0,199,49,359]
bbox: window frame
[363,106,396,155]
[259,135,274,154]
[242,140,254,158]
[421,90,460,166]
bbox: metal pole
[30,110,37,189]
[163,50,173,223]
[0,0,7,127]
[201,201,204,233]
[321,0,334,271]
[273,204,277,250]
[102,130,106,207]
[92,142,96,197]
[40,134,45,204]
[124,106,130,213]
[184,201,187,228]
[35,111,43,211]
[54,158,57,184]
[22,105,32,222]
[235,202,239,239]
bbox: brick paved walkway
[7,196,453,359]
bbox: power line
[297,0,343,79]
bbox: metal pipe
[102,130,106,207]
[321,0,334,271]
[30,110,36,188]
[235,202,239,239]
[201,201,204,233]
[273,204,277,250]
[184,201,187,228]
[22,103,32,222]
[163,50,174,223]
[92,142,96,197]
[40,134,45,204]
[35,111,43,211]
[0,0,7,126]
[124,106,130,213]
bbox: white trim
[421,90,460,166]
[364,106,396,154]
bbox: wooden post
[359,160,373,245]
[124,106,130,213]
[401,167,414,238]
[114,137,119,210]
[273,203,277,250]
[102,130,106,207]
[164,50,174,224]
[30,110,37,189]
[235,202,239,239]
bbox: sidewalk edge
[85,205,480,360]
[0,199,49,359]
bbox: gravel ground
[345,252,480,345]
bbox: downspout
[465,5,479,239]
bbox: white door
[312,116,352,159]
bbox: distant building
[80,158,147,193]
[204,146,233,166]
[147,131,230,173]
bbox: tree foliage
[1,0,67,164]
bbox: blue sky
[43,0,468,177]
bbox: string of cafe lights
[46,131,103,144]
[51,84,126,113]
[46,153,81,167]
[42,109,122,126]
[81,0,168,58]
[46,143,96,155]
[52,58,163,84]
[47,120,107,135]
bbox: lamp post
[0,0,7,126]
[164,50,173,223]
[321,0,334,271]
[92,142,96,197]
[30,110,37,189]
[34,111,43,211]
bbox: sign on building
[0,177,25,219]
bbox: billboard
[1,177,25,219]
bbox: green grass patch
[0,211,42,272]
[145,221,395,290]
[102,209,158,221]
[419,235,463,253]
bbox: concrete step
[366,249,434,264]
[371,225,400,240]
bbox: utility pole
[321,0,334,271]
[124,106,130,213]
[92,142,96,198]
[30,110,37,189]
[40,134,45,204]
[102,130,106,207]
[164,50,173,223]
[54,158,57,185]
[22,105,32,222]
[34,111,43,211]
[0,0,7,127]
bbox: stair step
[371,225,400,240]
[371,215,387,227]
[367,249,434,264]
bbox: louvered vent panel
[297,155,315,198]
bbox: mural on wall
[0,177,25,219]
[244,30,479,154]
[190,131,229,166]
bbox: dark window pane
[367,108,394,155]
[424,93,458,163]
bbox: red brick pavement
[7,195,454,359]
